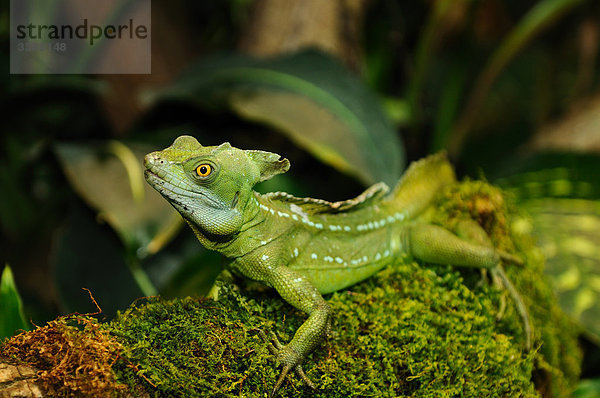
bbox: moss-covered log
[0,181,581,397]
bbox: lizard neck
[188,189,264,255]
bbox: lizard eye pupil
[196,164,212,177]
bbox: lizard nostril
[144,153,165,169]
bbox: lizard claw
[491,266,532,351]
[498,250,524,266]
[294,365,316,389]
[270,365,290,398]
[254,328,317,397]
[254,328,283,353]
[268,364,316,398]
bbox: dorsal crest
[264,182,389,215]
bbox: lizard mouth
[144,168,160,183]
[144,169,168,189]
[144,169,228,210]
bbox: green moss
[108,294,277,396]
[108,180,581,397]
[430,180,582,396]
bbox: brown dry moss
[0,315,128,397]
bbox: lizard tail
[388,151,456,218]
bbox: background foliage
[0,0,599,395]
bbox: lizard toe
[295,365,316,390]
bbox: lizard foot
[491,269,507,321]
[254,329,316,397]
[483,267,507,320]
[491,266,532,351]
[497,250,524,266]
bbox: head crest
[245,150,290,182]
[171,135,202,151]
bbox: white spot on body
[290,204,307,218]
[394,212,405,221]
[311,253,318,259]
[261,254,269,261]
[335,257,343,264]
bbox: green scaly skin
[144,135,530,396]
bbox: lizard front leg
[259,264,331,397]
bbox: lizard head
[144,135,289,237]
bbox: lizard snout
[144,152,162,170]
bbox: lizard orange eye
[196,164,212,177]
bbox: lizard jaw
[144,169,243,237]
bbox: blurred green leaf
[497,154,600,343]
[381,96,411,126]
[407,0,472,122]
[448,0,590,157]
[521,198,600,343]
[431,60,467,152]
[53,202,145,316]
[54,141,182,256]
[147,50,405,186]
[0,265,29,339]
[11,1,60,74]
[54,141,185,296]
[575,378,600,398]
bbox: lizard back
[252,152,456,293]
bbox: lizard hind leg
[408,221,532,351]
[453,219,531,350]
[454,219,524,266]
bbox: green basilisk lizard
[144,135,531,396]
